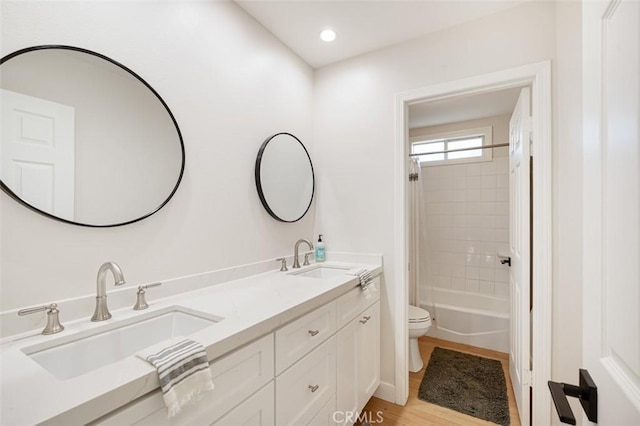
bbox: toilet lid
[409,305,430,323]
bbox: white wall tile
[466,176,483,189]
[452,190,466,202]
[495,215,509,229]
[482,254,495,267]
[465,279,480,293]
[453,203,467,215]
[481,162,496,175]
[480,267,495,281]
[466,163,483,176]
[451,165,466,176]
[453,215,467,228]
[440,215,453,227]
[480,280,495,295]
[421,153,510,303]
[452,265,466,278]
[466,189,482,202]
[438,276,452,288]
[495,269,509,283]
[496,202,509,215]
[451,253,466,265]
[494,282,509,298]
[481,188,497,202]
[452,278,466,291]
[495,157,509,173]
[481,175,497,188]
[465,254,480,266]
[495,229,509,243]
[466,266,480,279]
[452,175,467,189]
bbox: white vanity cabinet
[91,277,380,426]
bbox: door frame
[392,61,552,424]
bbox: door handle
[500,257,511,267]
[548,369,598,424]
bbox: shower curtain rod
[409,142,509,157]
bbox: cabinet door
[336,319,359,426]
[357,301,380,406]
[213,382,274,426]
[308,394,337,426]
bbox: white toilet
[408,305,432,372]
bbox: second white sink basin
[291,265,351,279]
[23,306,222,380]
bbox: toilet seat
[408,305,430,323]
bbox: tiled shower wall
[411,115,511,304]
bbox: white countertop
[0,261,382,425]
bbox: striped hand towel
[136,338,215,417]
[352,269,376,299]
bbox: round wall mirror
[0,45,185,227]
[255,133,314,222]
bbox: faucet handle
[18,303,65,335]
[133,283,162,310]
[303,253,311,266]
[276,258,288,272]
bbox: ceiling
[235,0,530,69]
[408,87,522,129]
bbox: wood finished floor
[359,337,521,426]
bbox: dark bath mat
[418,347,510,425]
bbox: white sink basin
[22,306,222,380]
[291,265,351,279]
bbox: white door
[1,89,75,219]
[582,0,640,424]
[509,87,531,425]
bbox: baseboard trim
[373,381,396,403]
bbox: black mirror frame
[254,132,315,223]
[0,45,186,227]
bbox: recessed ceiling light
[320,29,337,42]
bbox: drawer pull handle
[308,329,320,336]
[360,316,371,324]
[308,384,319,393]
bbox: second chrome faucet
[293,238,314,268]
[91,261,126,322]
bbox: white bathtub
[421,288,509,354]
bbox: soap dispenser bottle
[315,234,326,262]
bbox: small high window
[411,126,493,166]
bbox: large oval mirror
[0,45,185,227]
[255,133,314,222]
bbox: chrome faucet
[293,239,314,268]
[91,262,126,321]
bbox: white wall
[314,0,582,403]
[0,0,315,310]
[411,116,511,307]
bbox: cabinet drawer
[213,382,274,426]
[308,394,337,426]
[275,301,336,374]
[336,277,380,329]
[276,336,337,426]
[94,334,274,426]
